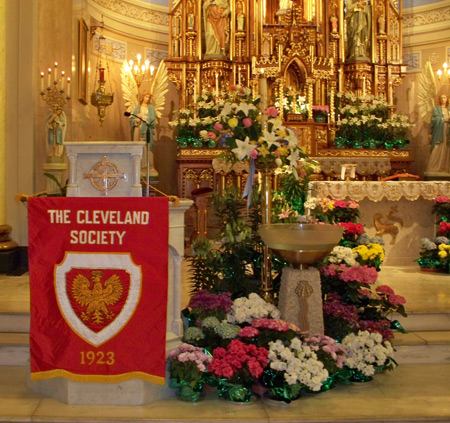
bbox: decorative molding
[89,0,169,26]
[403,5,450,29]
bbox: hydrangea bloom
[227,293,281,324]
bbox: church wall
[5,0,37,246]
[398,0,450,176]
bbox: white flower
[236,102,257,116]
[231,137,257,161]
[227,293,281,324]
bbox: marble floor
[0,265,449,422]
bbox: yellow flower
[438,250,448,259]
[228,117,238,128]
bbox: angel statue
[418,61,450,177]
[121,59,168,178]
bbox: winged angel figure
[418,60,450,175]
[121,60,169,147]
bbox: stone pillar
[0,0,19,272]
[278,267,325,336]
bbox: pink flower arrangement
[306,334,347,369]
[213,122,224,131]
[376,285,406,307]
[323,293,359,324]
[435,196,450,204]
[339,222,364,236]
[208,339,268,382]
[320,263,378,285]
[243,117,253,127]
[238,326,259,338]
[188,290,233,313]
[266,106,279,117]
[252,318,301,334]
[312,105,330,113]
[339,265,378,285]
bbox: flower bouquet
[184,317,241,353]
[275,87,309,120]
[416,236,450,273]
[341,330,396,382]
[226,292,281,325]
[238,318,302,348]
[304,197,361,224]
[305,334,348,389]
[261,337,329,402]
[207,339,268,402]
[167,343,212,401]
[183,290,233,326]
[352,243,385,270]
[334,92,412,149]
[312,105,329,122]
[432,196,450,222]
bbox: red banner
[28,197,169,384]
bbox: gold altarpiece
[166,0,408,198]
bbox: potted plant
[312,105,329,122]
[167,343,212,401]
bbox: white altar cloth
[311,181,450,266]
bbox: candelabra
[39,62,70,194]
[91,34,114,125]
[126,53,155,91]
[437,62,450,81]
[40,62,71,108]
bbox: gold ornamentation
[83,156,125,195]
[317,149,411,158]
[178,148,225,157]
[316,129,328,148]
[71,270,123,325]
[374,209,401,245]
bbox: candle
[338,69,341,92]
[61,71,65,91]
[238,67,241,86]
[99,68,105,82]
[389,81,393,106]
[260,69,268,128]
[137,54,141,68]
[54,62,58,82]
[215,73,219,97]
[40,72,44,92]
[341,165,346,180]
[67,77,71,97]
[47,68,52,88]
[350,165,356,179]
[193,78,197,103]
[363,76,366,96]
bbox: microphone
[124,111,148,124]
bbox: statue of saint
[277,0,291,15]
[130,93,157,177]
[330,14,338,33]
[345,0,372,61]
[46,108,66,157]
[425,94,450,175]
[203,0,230,57]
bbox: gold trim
[178,148,225,157]
[317,149,411,158]
[30,369,165,385]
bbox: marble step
[392,310,450,331]
[0,333,29,366]
[0,312,30,333]
[1,330,450,367]
[392,330,450,364]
